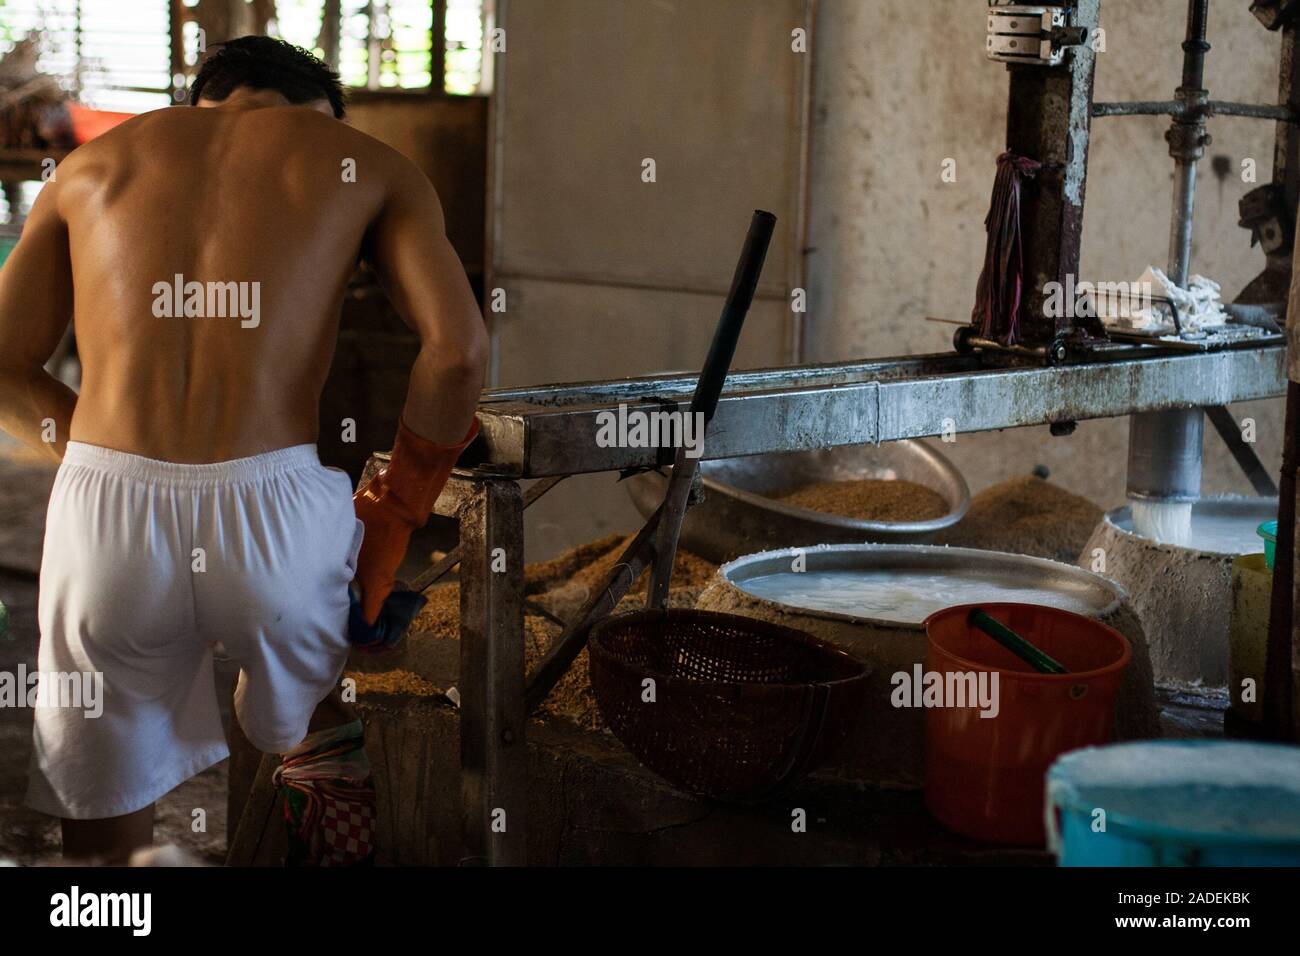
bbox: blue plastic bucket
[1047,741,1300,866]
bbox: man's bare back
[1,36,488,864]
[0,89,486,463]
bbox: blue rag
[347,585,428,654]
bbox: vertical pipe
[1167,161,1198,288]
[1168,0,1210,287]
[1126,407,1204,503]
[1125,0,1210,511]
[1002,0,1100,345]
[1180,0,1210,91]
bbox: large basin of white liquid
[696,544,1155,786]
[723,543,1120,627]
[1112,496,1276,555]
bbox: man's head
[189,36,346,119]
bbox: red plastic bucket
[923,602,1131,845]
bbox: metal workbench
[401,342,1286,865]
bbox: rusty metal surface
[1093,99,1294,120]
[1001,0,1100,345]
[479,353,980,406]
[466,345,1286,478]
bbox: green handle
[968,608,1068,675]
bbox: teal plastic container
[1048,741,1300,866]
[1258,520,1277,570]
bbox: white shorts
[26,441,363,820]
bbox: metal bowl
[697,543,1150,786]
[625,441,970,563]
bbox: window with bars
[443,0,491,95]
[271,0,492,95]
[0,0,491,116]
[0,0,173,113]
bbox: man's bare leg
[62,804,153,863]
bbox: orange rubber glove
[352,416,480,624]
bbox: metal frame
[999,0,1102,349]
[472,346,1285,477]
[978,0,1298,357]
[454,477,526,867]
[402,342,1286,864]
[425,0,1300,867]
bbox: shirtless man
[0,37,486,862]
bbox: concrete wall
[807,0,1285,508]
[495,0,1287,561]
[489,0,809,386]
[316,94,489,481]
[349,95,489,280]
[489,0,811,559]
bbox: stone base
[1080,498,1276,687]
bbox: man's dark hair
[189,36,346,118]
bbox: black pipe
[688,210,777,426]
[1181,0,1210,91]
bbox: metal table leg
[456,476,527,866]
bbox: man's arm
[0,178,76,462]
[364,157,487,444]
[346,156,488,639]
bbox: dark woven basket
[588,608,870,803]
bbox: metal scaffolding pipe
[1168,160,1198,288]
[1126,0,1212,509]
[1126,407,1204,502]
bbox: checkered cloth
[274,719,377,867]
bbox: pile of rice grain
[776,478,949,522]
[354,477,1101,727]
[347,669,442,698]
[935,474,1102,564]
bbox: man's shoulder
[60,105,402,171]
[247,108,400,154]
[53,107,184,176]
